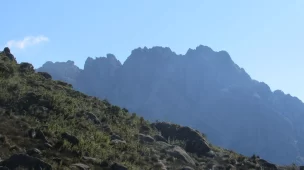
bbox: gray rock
[205,150,216,158]
[154,134,168,143]
[85,112,101,124]
[28,128,36,138]
[165,146,195,165]
[26,148,42,156]
[110,139,126,145]
[70,163,90,170]
[28,128,48,142]
[82,156,98,162]
[138,133,155,143]
[152,161,167,170]
[44,142,53,149]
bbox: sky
[1,0,304,100]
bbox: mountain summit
[37,45,304,165]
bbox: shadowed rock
[38,72,52,79]
[0,153,52,170]
[61,132,79,145]
[111,163,128,170]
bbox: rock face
[36,60,81,85]
[75,54,122,98]
[37,45,304,164]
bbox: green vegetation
[0,53,161,169]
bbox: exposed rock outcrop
[152,122,211,156]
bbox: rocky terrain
[37,45,304,165]
[1,48,300,169]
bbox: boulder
[61,132,79,145]
[28,128,48,142]
[138,133,155,143]
[0,153,52,170]
[165,145,195,166]
[152,122,211,156]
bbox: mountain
[1,48,296,169]
[37,45,304,165]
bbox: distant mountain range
[37,45,304,165]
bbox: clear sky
[1,0,304,100]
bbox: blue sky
[1,0,304,100]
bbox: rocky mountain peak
[84,55,121,71]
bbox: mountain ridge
[0,47,297,169]
[37,44,304,165]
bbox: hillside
[1,49,297,169]
[37,45,304,165]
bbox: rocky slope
[1,48,298,169]
[37,45,304,165]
